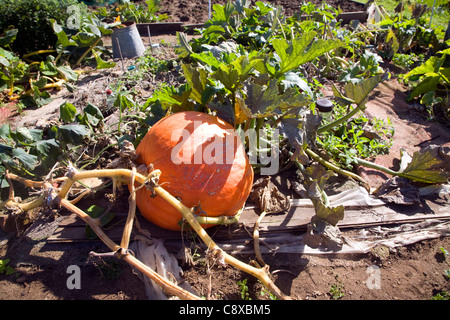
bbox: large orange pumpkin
[134,111,254,231]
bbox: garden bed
[1,0,450,303]
[135,0,368,36]
[158,0,366,24]
[1,44,449,300]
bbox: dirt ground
[158,0,366,24]
[1,0,450,302]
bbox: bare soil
[1,0,450,303]
[158,0,366,24]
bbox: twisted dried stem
[253,211,268,267]
[3,169,201,301]
[3,167,290,300]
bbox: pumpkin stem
[3,168,202,301]
[253,210,269,266]
[304,148,369,188]
[151,183,290,300]
[3,167,290,300]
[194,207,243,226]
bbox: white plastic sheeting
[129,237,196,300]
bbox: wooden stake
[115,38,125,73]
[147,25,153,54]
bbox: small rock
[15,275,26,284]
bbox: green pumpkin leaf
[57,65,79,82]
[344,73,387,106]
[60,101,78,123]
[213,63,240,92]
[0,124,12,142]
[272,34,343,76]
[182,63,209,104]
[281,72,314,98]
[80,103,104,127]
[175,32,194,59]
[408,75,440,101]
[93,49,116,70]
[243,80,311,118]
[405,56,443,78]
[35,139,60,169]
[191,51,222,70]
[398,145,450,184]
[56,124,89,146]
[12,148,38,171]
[0,144,13,162]
[14,127,43,145]
[51,19,76,48]
[0,28,18,47]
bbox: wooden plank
[48,213,182,242]
[47,196,449,243]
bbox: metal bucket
[111,21,145,59]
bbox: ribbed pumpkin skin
[134,111,254,231]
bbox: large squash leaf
[56,124,89,146]
[271,33,343,76]
[343,73,388,106]
[11,148,38,172]
[243,80,311,118]
[398,145,450,184]
[182,64,211,104]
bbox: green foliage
[329,278,345,300]
[95,0,168,23]
[0,122,89,178]
[365,0,443,62]
[0,0,83,55]
[145,1,348,165]
[60,101,104,128]
[0,46,80,108]
[396,145,450,183]
[0,259,17,277]
[0,1,117,107]
[392,52,425,71]
[133,53,176,76]
[338,50,384,84]
[431,291,450,300]
[0,41,29,97]
[237,278,251,300]
[402,46,450,119]
[51,13,116,67]
[0,101,105,179]
[271,34,343,77]
[0,23,81,108]
[318,105,394,169]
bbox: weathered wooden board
[47,193,450,245]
